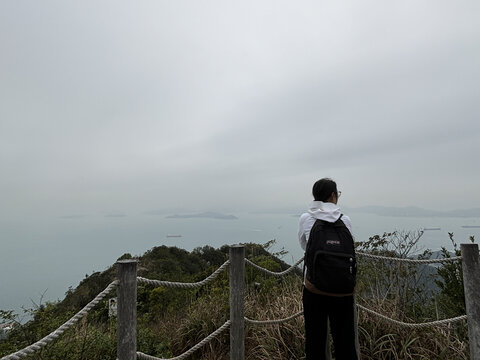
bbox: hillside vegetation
[0,233,473,359]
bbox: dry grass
[244,278,304,360]
[143,276,469,359]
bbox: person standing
[298,178,358,360]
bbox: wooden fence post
[461,243,480,360]
[117,260,137,360]
[230,245,245,360]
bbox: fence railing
[2,243,479,360]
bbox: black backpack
[304,215,357,294]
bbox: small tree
[435,234,475,319]
[356,229,433,320]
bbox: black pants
[303,287,358,360]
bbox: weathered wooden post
[461,243,480,360]
[117,260,137,360]
[229,245,245,360]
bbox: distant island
[60,214,87,219]
[105,213,127,218]
[166,211,238,220]
[345,206,480,218]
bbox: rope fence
[244,251,464,280]
[2,243,479,360]
[356,304,468,328]
[244,257,303,276]
[137,260,230,288]
[245,311,304,325]
[243,257,469,328]
[0,281,118,360]
[356,252,463,264]
[136,321,231,360]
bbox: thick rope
[136,320,231,360]
[1,281,118,360]
[356,252,462,264]
[137,260,230,288]
[245,310,304,325]
[245,251,463,278]
[244,257,304,276]
[244,305,468,328]
[357,304,467,328]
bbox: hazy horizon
[19,204,480,221]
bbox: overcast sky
[1,0,479,220]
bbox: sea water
[1,211,479,316]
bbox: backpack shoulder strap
[333,214,345,227]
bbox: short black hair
[312,178,338,202]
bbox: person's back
[298,178,359,360]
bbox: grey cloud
[1,1,479,217]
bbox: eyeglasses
[337,191,342,198]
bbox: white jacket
[298,201,353,251]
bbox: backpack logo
[326,240,341,246]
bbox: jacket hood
[308,201,342,223]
